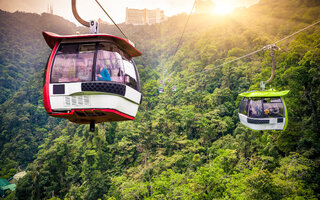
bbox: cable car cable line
[159,0,197,93]
[94,0,129,39]
[169,20,320,83]
[173,0,197,57]
[273,20,320,45]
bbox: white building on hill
[125,8,167,25]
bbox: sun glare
[214,3,234,15]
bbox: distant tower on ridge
[47,4,53,15]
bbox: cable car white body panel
[239,113,286,130]
[50,95,139,117]
[125,86,142,103]
[49,83,141,117]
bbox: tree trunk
[305,87,319,132]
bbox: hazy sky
[0,0,259,25]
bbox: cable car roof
[42,31,142,57]
[239,90,290,98]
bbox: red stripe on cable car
[51,110,75,116]
[42,31,142,57]
[50,109,135,120]
[43,42,59,113]
[99,109,135,120]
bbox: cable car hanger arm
[260,44,280,90]
[72,0,98,34]
[71,0,90,27]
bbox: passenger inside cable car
[240,97,285,119]
[50,42,138,86]
[76,58,91,81]
[262,98,283,118]
[96,64,111,81]
[94,43,125,82]
[51,43,94,83]
[248,99,263,118]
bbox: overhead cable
[95,0,128,39]
[172,0,197,57]
[178,20,320,81]
[274,20,320,44]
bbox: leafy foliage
[0,0,320,199]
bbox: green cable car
[158,86,164,93]
[238,90,289,131]
[238,44,290,131]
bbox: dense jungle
[0,0,320,199]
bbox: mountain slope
[0,0,319,199]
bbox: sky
[0,0,259,25]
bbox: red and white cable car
[42,31,142,126]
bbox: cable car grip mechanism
[72,0,99,34]
[261,44,280,90]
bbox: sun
[214,2,234,15]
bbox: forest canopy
[0,0,320,199]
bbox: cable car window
[262,98,285,118]
[51,43,95,83]
[96,43,124,82]
[239,97,248,115]
[248,99,263,118]
[123,60,138,89]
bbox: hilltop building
[195,0,215,14]
[125,8,167,25]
